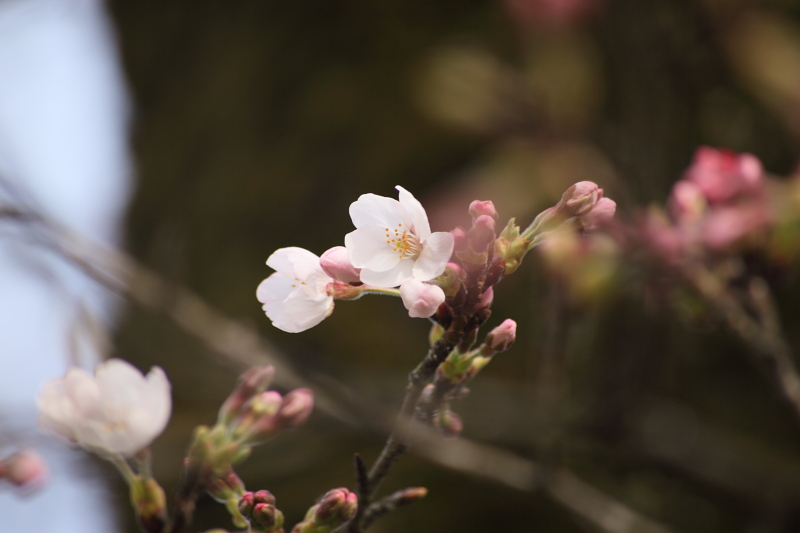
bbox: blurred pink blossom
[683,147,763,204]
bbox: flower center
[385,224,421,259]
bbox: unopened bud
[314,488,358,525]
[320,246,361,283]
[131,476,167,533]
[583,197,616,230]
[395,487,428,505]
[400,279,446,318]
[469,200,498,220]
[436,263,464,299]
[207,468,246,502]
[482,319,517,356]
[219,366,276,425]
[523,182,605,241]
[565,181,602,217]
[232,391,284,442]
[496,218,529,275]
[429,323,445,345]
[477,287,494,309]
[4,449,47,490]
[275,388,314,430]
[239,491,283,532]
[452,227,469,252]
[468,215,496,252]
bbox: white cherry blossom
[345,186,454,287]
[37,359,171,457]
[257,247,334,333]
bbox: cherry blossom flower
[399,279,446,318]
[683,147,763,204]
[345,186,454,287]
[256,247,335,333]
[37,359,171,457]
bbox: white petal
[95,359,147,411]
[359,259,415,287]
[37,379,78,443]
[266,247,319,272]
[349,193,406,228]
[412,231,454,281]
[345,227,401,271]
[272,293,333,333]
[64,367,102,419]
[396,186,431,240]
[143,366,172,443]
[257,273,295,325]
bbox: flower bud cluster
[187,366,315,482]
[239,490,285,533]
[438,319,518,385]
[291,488,358,533]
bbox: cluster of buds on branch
[254,182,615,531]
[291,488,358,533]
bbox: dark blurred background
[106,1,800,531]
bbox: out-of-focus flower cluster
[644,147,773,263]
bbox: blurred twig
[684,263,800,420]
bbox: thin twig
[684,264,800,420]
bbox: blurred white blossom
[37,359,171,457]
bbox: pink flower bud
[483,319,517,354]
[477,286,494,309]
[469,200,498,220]
[400,279,446,318]
[314,488,358,525]
[684,147,764,204]
[233,391,284,441]
[320,246,361,283]
[4,450,47,490]
[219,366,275,425]
[583,197,617,230]
[238,490,282,531]
[468,214,496,252]
[452,227,469,252]
[447,261,465,279]
[277,388,314,429]
[564,181,602,217]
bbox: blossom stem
[109,455,137,486]
[360,286,401,298]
